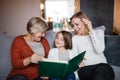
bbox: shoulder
[41,37,48,42]
[41,37,49,46]
[49,48,58,53]
[67,49,73,53]
[11,35,26,48]
[94,25,105,34]
[50,48,57,51]
[49,48,58,56]
[13,35,24,43]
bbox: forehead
[57,33,63,37]
[72,18,81,23]
[36,31,45,34]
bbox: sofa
[0,30,120,80]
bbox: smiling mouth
[55,43,59,45]
[75,28,80,32]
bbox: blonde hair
[27,17,48,34]
[70,11,89,21]
[70,11,90,34]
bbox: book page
[42,58,68,64]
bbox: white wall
[0,0,40,36]
[45,0,74,21]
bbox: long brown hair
[54,31,72,49]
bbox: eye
[75,23,79,26]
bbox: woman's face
[71,18,86,35]
[32,31,45,42]
[55,33,65,48]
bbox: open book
[38,51,86,79]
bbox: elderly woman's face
[32,31,45,42]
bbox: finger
[83,58,87,60]
[34,54,43,61]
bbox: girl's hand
[82,18,93,32]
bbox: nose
[73,25,77,30]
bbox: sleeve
[11,37,26,69]
[89,26,105,54]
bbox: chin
[56,45,61,48]
[76,31,80,34]
[35,38,41,42]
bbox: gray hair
[27,17,48,34]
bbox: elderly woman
[7,17,50,80]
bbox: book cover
[38,51,86,78]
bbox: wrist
[23,57,31,66]
[89,29,94,34]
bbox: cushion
[0,35,14,79]
[45,30,57,48]
[0,32,6,38]
[104,35,120,66]
[94,25,106,31]
[111,65,120,80]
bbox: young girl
[48,31,76,80]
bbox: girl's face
[55,33,65,48]
[71,18,86,35]
[32,31,45,42]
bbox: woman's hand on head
[82,18,93,32]
[31,53,43,64]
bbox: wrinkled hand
[31,53,43,64]
[82,18,93,32]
